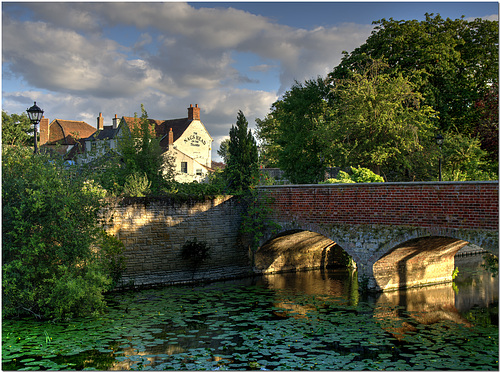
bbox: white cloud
[2,2,376,160]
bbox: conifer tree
[224,110,259,193]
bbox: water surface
[2,254,498,370]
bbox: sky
[2,1,498,162]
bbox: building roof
[122,116,193,147]
[87,125,121,141]
[65,138,86,160]
[47,119,96,145]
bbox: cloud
[2,2,375,161]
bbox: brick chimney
[39,116,50,145]
[168,127,174,145]
[187,104,200,121]
[97,112,104,130]
[112,114,119,129]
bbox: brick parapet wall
[102,195,251,288]
[259,181,499,231]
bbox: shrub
[123,172,151,197]
[321,166,384,184]
[2,146,123,319]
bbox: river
[2,253,498,370]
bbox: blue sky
[2,1,498,161]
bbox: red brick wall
[260,182,498,230]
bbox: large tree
[330,13,498,144]
[326,60,437,180]
[256,78,331,184]
[224,110,259,193]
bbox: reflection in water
[375,284,473,340]
[454,254,499,313]
[259,254,498,340]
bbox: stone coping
[258,180,498,189]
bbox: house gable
[43,119,95,146]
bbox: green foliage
[123,172,151,197]
[2,146,123,319]
[224,110,259,193]
[440,132,497,181]
[327,59,436,178]
[240,189,281,252]
[473,83,498,167]
[331,14,498,132]
[217,138,230,164]
[330,14,498,162]
[321,166,385,184]
[160,171,228,200]
[2,110,33,147]
[116,104,174,194]
[321,171,355,184]
[96,230,126,287]
[257,78,331,184]
[482,254,498,278]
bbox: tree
[326,60,437,179]
[255,114,280,168]
[330,14,498,159]
[473,83,498,167]
[217,138,230,164]
[2,146,123,319]
[224,110,259,193]
[257,78,332,184]
[2,110,33,147]
[117,104,174,194]
[441,132,495,181]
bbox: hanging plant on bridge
[240,189,281,253]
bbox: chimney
[97,112,104,130]
[39,116,50,145]
[112,114,119,129]
[187,104,200,121]
[168,127,174,145]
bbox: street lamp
[435,133,444,181]
[26,102,44,154]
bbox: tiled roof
[47,119,96,145]
[122,116,192,147]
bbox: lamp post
[26,102,44,154]
[435,133,444,181]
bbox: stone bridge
[255,181,498,291]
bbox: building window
[181,162,188,173]
[196,169,202,176]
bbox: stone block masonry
[102,196,251,288]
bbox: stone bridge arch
[254,221,358,275]
[255,217,498,291]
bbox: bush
[2,146,123,319]
[321,166,384,184]
[123,172,151,197]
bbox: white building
[79,104,214,183]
